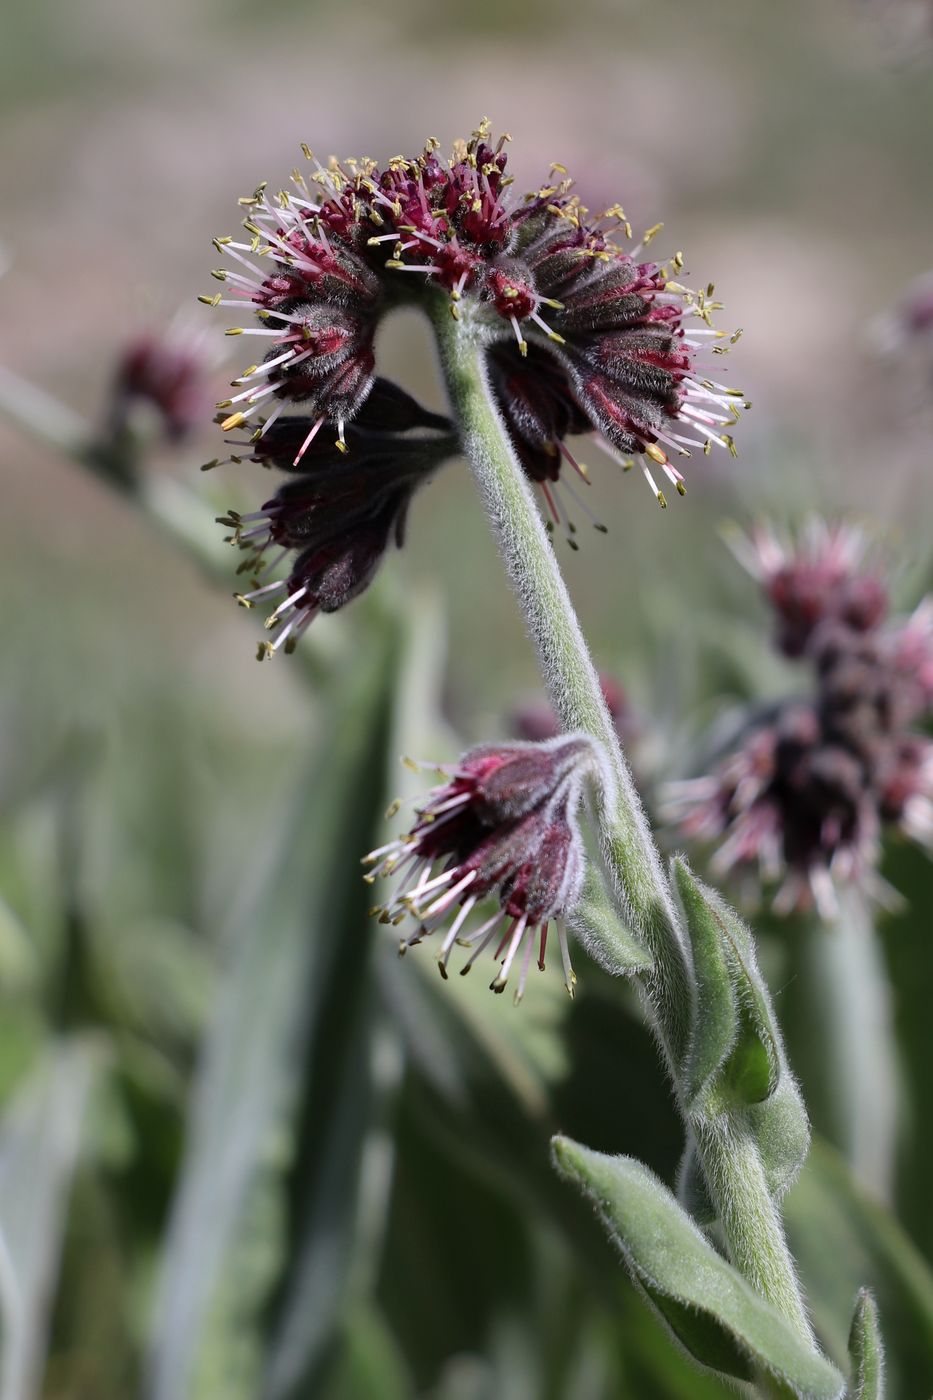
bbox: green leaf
[784,1139,933,1396]
[671,858,738,1105]
[672,864,809,1200]
[0,1039,100,1400]
[552,1137,844,1398]
[146,635,399,1400]
[847,1289,884,1399]
[568,866,654,978]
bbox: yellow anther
[676,481,687,497]
[645,442,667,466]
[642,222,664,245]
[224,327,245,336]
[547,331,566,345]
[222,411,248,431]
[210,269,227,281]
[198,293,222,307]
[657,490,668,509]
[518,339,528,357]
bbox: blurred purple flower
[670,523,933,917]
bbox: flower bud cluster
[363,735,604,1001]
[671,523,933,916]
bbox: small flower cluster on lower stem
[363,734,604,1002]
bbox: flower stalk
[428,291,814,1347]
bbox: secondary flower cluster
[212,381,457,656]
[670,523,933,916]
[203,119,746,653]
[363,734,603,1002]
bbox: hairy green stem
[429,298,693,1066]
[698,1107,814,1341]
[429,297,814,1349]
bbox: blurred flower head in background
[364,734,605,1001]
[670,522,933,917]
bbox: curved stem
[429,297,814,1348]
[429,299,692,1068]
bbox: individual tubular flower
[213,379,457,657]
[488,342,606,542]
[504,202,747,509]
[670,521,933,916]
[363,735,604,1001]
[203,175,386,457]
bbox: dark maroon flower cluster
[670,524,933,915]
[364,735,602,1000]
[213,381,457,657]
[204,120,746,650]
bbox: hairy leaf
[552,1137,844,1398]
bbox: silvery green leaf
[671,858,738,1106]
[847,1290,884,1399]
[672,864,809,1199]
[552,1137,844,1398]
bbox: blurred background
[2,1,933,1396]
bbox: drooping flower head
[363,734,604,1002]
[671,522,933,916]
[213,380,457,657]
[203,118,745,491]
